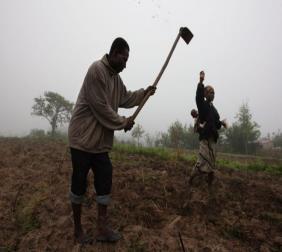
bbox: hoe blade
[180,27,193,44]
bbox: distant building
[257,138,273,150]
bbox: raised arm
[196,71,205,112]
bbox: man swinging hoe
[68,27,193,244]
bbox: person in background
[189,71,227,193]
[190,108,206,133]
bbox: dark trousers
[70,148,112,197]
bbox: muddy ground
[0,138,281,252]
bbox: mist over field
[0,0,282,138]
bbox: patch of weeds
[266,164,282,174]
[0,246,17,252]
[17,216,40,234]
[16,206,40,233]
[222,225,247,241]
[177,153,196,163]
[127,233,148,252]
[217,158,232,167]
[113,144,198,164]
[15,193,45,233]
[246,160,268,172]
[218,158,282,175]
[110,151,127,162]
[259,212,282,226]
[217,159,242,170]
[135,172,158,185]
[113,144,171,160]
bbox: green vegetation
[7,129,281,175]
[0,246,17,252]
[130,102,262,155]
[222,225,247,241]
[224,102,261,154]
[112,143,196,163]
[25,129,68,143]
[26,93,282,158]
[127,232,148,252]
[157,120,199,150]
[113,144,282,175]
[15,197,42,233]
[217,158,282,174]
[14,182,49,234]
[259,212,282,226]
[131,124,145,147]
[272,131,282,148]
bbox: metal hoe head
[180,27,193,44]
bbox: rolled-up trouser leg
[91,152,112,206]
[69,191,85,204]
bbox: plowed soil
[0,138,281,252]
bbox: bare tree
[32,91,74,136]
[131,124,145,146]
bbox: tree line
[124,103,282,155]
[31,91,282,155]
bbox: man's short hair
[109,37,130,56]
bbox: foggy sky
[0,0,281,137]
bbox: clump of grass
[259,212,282,226]
[127,232,148,252]
[16,204,40,233]
[217,159,282,175]
[222,225,247,241]
[15,192,46,233]
[113,143,196,163]
[0,246,17,252]
[113,144,171,160]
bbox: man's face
[205,87,215,102]
[110,48,129,73]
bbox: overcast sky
[0,0,281,137]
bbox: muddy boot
[96,204,122,242]
[72,203,93,244]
